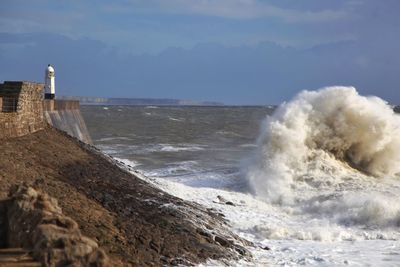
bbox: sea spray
[247,87,400,200]
[247,86,400,229]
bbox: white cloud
[0,8,85,35]
[117,0,348,22]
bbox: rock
[217,195,227,203]
[214,236,232,247]
[234,246,247,256]
[217,195,236,206]
[40,215,79,231]
[149,240,160,253]
[7,185,110,267]
[197,228,212,239]
[170,258,187,266]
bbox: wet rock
[214,236,232,247]
[170,257,188,266]
[234,246,247,256]
[216,195,236,206]
[217,195,227,203]
[149,240,160,253]
[197,228,212,239]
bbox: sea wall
[0,81,45,139]
[43,100,92,144]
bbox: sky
[0,0,399,105]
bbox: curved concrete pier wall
[43,100,92,144]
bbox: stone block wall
[0,81,46,139]
[0,81,92,143]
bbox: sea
[81,86,400,266]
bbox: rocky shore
[0,126,250,266]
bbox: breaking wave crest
[246,86,400,230]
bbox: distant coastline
[57,95,224,106]
[57,96,400,112]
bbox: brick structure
[0,81,92,143]
[0,81,45,139]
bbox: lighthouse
[44,64,55,99]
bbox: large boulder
[7,184,110,267]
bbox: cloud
[2,32,399,105]
[107,0,349,23]
[0,5,85,35]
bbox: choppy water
[81,93,400,266]
[81,105,271,190]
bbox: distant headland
[57,96,224,106]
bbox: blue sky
[0,0,399,104]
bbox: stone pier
[0,81,92,144]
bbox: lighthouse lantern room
[44,64,55,99]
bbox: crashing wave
[247,86,400,208]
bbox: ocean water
[81,87,400,266]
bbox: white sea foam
[99,143,205,156]
[246,86,400,229]
[138,144,205,153]
[145,161,199,177]
[159,144,204,152]
[168,116,185,122]
[133,169,400,266]
[216,130,245,138]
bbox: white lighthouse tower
[44,64,55,99]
